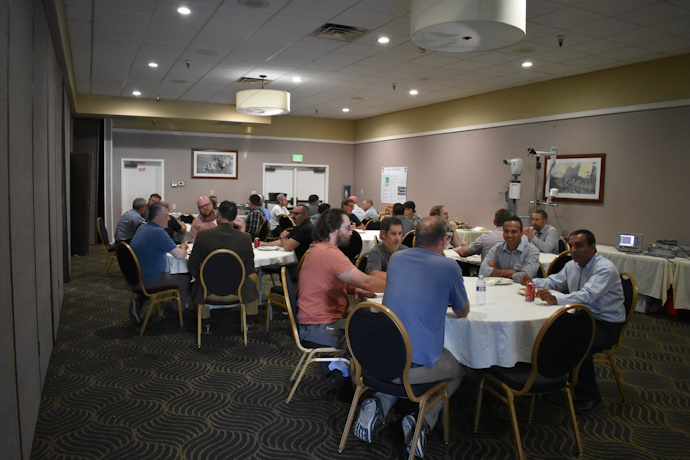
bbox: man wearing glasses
[188,196,218,243]
[259,204,313,262]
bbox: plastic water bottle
[476,275,486,306]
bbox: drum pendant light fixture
[410,0,526,53]
[235,75,290,116]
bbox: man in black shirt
[259,204,313,262]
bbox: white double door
[263,163,327,206]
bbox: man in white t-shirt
[269,193,290,232]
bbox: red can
[254,237,260,248]
[525,282,535,302]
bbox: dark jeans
[576,318,623,401]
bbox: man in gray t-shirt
[366,217,407,280]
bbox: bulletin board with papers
[381,166,407,204]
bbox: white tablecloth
[455,228,491,246]
[358,230,380,254]
[444,249,557,271]
[371,277,560,369]
[671,258,690,310]
[167,245,296,274]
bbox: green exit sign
[292,154,303,163]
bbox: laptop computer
[614,232,644,253]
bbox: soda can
[525,282,535,302]
[254,237,260,248]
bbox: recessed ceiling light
[148,62,158,68]
[342,108,350,113]
[177,7,191,15]
[378,36,390,44]
[522,61,533,68]
[132,91,141,96]
[292,76,302,83]
[409,89,418,95]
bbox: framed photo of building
[192,149,238,179]
[543,153,605,203]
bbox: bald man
[188,196,217,243]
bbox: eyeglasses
[444,234,453,241]
[291,211,305,215]
[198,202,212,210]
[339,224,353,231]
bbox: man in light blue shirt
[479,216,540,282]
[523,210,559,254]
[521,229,625,414]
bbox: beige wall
[108,130,354,223]
[353,105,690,246]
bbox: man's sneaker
[128,300,141,324]
[353,398,383,443]
[402,414,428,458]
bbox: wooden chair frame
[265,253,306,331]
[96,217,116,273]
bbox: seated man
[258,193,271,222]
[353,216,469,457]
[269,193,290,236]
[260,203,313,267]
[141,193,161,221]
[307,194,320,217]
[349,195,367,221]
[187,200,260,333]
[129,202,191,323]
[428,204,461,248]
[188,196,217,243]
[403,201,422,226]
[245,194,267,239]
[297,209,386,387]
[366,217,407,280]
[310,202,330,225]
[392,203,415,236]
[160,200,187,242]
[455,208,511,260]
[361,198,379,222]
[479,216,539,282]
[523,210,559,254]
[341,198,365,230]
[521,229,625,414]
[115,197,146,244]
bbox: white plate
[485,277,513,286]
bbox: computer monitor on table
[615,232,644,253]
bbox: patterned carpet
[31,248,690,459]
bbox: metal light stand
[527,146,559,216]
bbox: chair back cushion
[200,250,245,299]
[401,230,415,248]
[339,230,363,263]
[356,253,368,273]
[347,304,408,383]
[547,251,571,276]
[365,220,380,230]
[97,217,109,245]
[621,275,634,315]
[534,306,594,379]
[257,219,269,241]
[116,243,142,288]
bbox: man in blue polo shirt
[129,202,191,323]
[352,216,469,457]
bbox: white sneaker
[353,398,383,443]
[402,414,428,458]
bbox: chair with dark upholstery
[474,304,596,460]
[339,302,450,460]
[401,230,415,248]
[365,220,381,230]
[339,230,362,264]
[116,242,183,335]
[535,263,546,278]
[198,249,248,347]
[97,217,117,273]
[355,252,368,273]
[265,253,306,331]
[547,250,572,276]
[594,272,638,402]
[281,266,349,403]
[256,219,269,242]
[558,236,569,253]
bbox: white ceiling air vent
[311,23,368,42]
[238,77,272,85]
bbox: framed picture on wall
[192,149,238,179]
[543,153,605,203]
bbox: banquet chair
[96,217,117,273]
[365,220,380,230]
[558,236,569,253]
[265,253,306,331]
[198,249,248,347]
[401,230,415,248]
[339,302,450,460]
[116,242,183,335]
[594,272,638,402]
[535,263,546,278]
[355,252,368,273]
[547,250,572,276]
[281,267,349,403]
[474,304,595,460]
[256,219,269,242]
[340,229,362,264]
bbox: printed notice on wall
[381,166,407,203]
